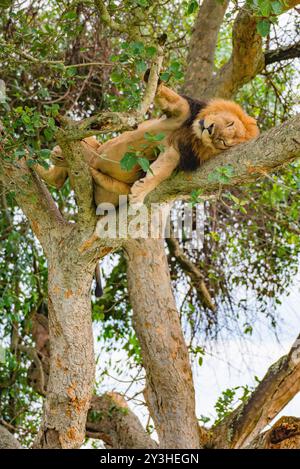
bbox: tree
[0,0,300,449]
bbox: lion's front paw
[129,179,148,205]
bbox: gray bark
[0,425,22,449]
[33,256,95,448]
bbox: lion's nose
[207,123,214,135]
[200,120,214,135]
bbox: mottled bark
[247,417,300,449]
[0,158,66,255]
[125,238,202,448]
[0,425,22,449]
[33,256,95,449]
[183,0,229,97]
[87,393,157,448]
[204,10,264,99]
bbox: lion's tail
[95,262,103,298]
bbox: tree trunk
[34,255,95,449]
[0,425,22,449]
[125,238,201,448]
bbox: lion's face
[192,100,259,153]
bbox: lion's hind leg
[90,168,131,196]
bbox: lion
[33,82,259,207]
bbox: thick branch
[87,393,157,449]
[55,130,96,227]
[94,0,128,33]
[212,334,300,448]
[247,416,300,449]
[183,0,229,97]
[203,1,300,99]
[205,9,264,99]
[0,425,22,449]
[147,115,300,205]
[94,0,141,40]
[265,41,300,65]
[0,158,66,253]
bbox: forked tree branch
[211,334,300,448]
[0,157,67,253]
[86,393,157,449]
[247,416,300,449]
[183,0,230,97]
[202,1,300,99]
[204,9,264,99]
[265,41,300,65]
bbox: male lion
[34,82,259,207]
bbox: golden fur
[34,84,259,207]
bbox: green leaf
[169,61,181,72]
[145,46,157,57]
[63,11,77,20]
[66,67,77,77]
[144,132,165,142]
[258,0,271,17]
[39,149,51,158]
[110,70,123,83]
[160,72,170,81]
[120,152,138,171]
[26,158,37,167]
[44,128,53,141]
[134,0,148,6]
[229,193,240,204]
[186,0,199,15]
[130,41,144,55]
[257,19,271,37]
[208,165,235,183]
[135,60,147,74]
[137,157,150,172]
[271,0,283,14]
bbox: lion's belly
[89,138,158,183]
